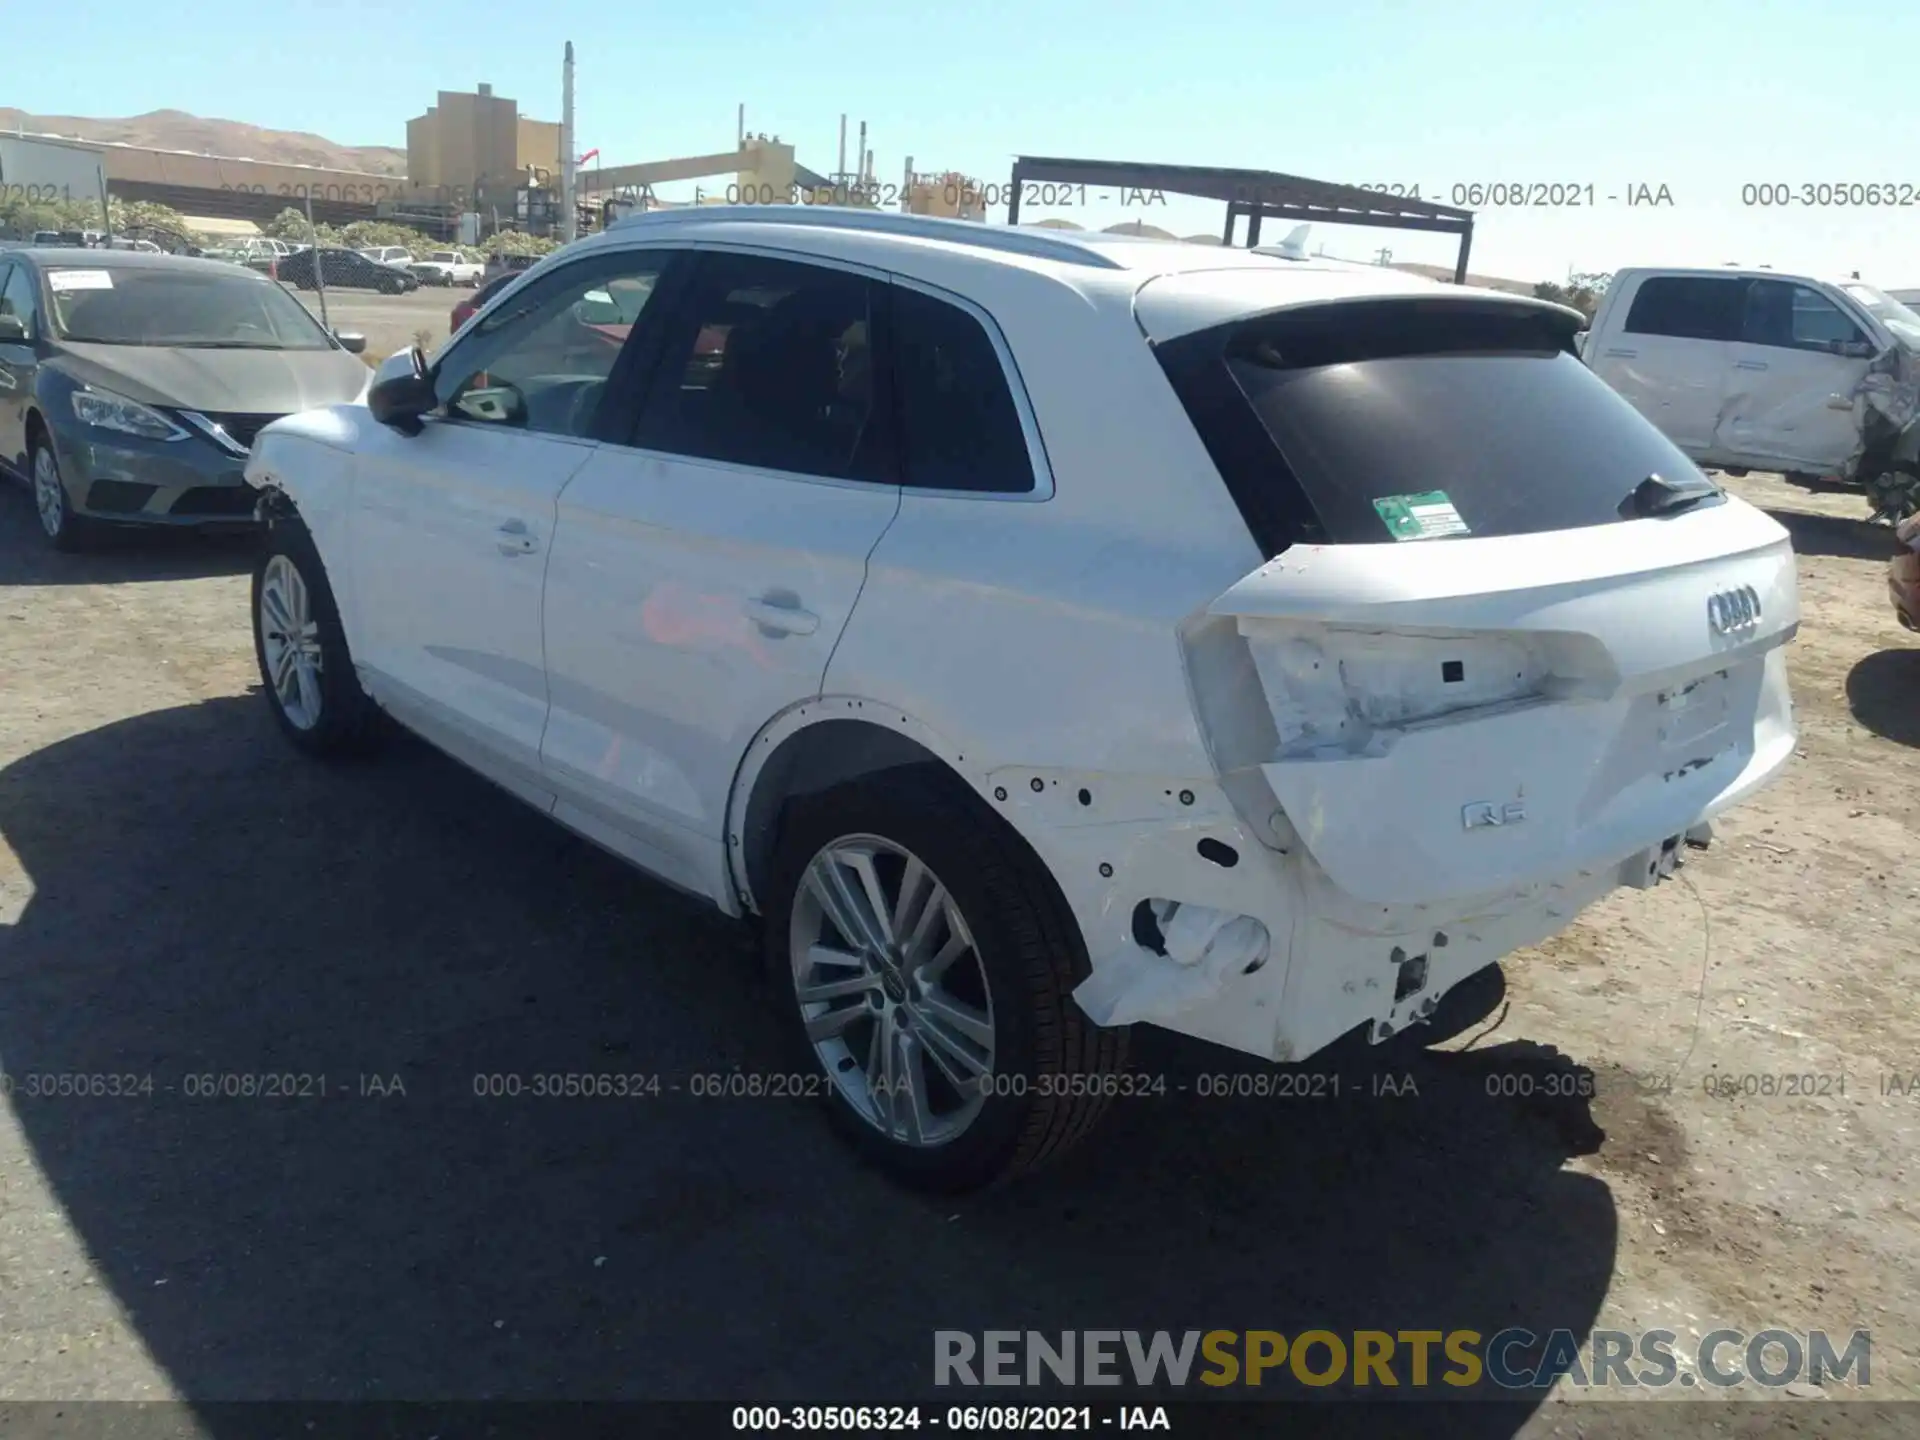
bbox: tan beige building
[406,84,562,195]
[903,171,987,221]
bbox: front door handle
[496,518,538,556]
[744,597,820,637]
[1735,359,1769,371]
[1602,347,1637,358]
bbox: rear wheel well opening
[736,720,1084,967]
[738,720,950,912]
[24,408,47,452]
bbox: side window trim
[613,243,902,491]
[886,273,1056,503]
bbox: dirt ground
[0,467,1916,1432]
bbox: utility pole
[560,41,578,243]
[305,188,329,331]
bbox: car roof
[602,205,1282,274]
[582,206,1491,324]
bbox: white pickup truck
[407,249,483,287]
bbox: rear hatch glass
[1155,298,1720,554]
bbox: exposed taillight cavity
[1240,622,1552,757]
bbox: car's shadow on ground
[0,477,257,586]
[1847,647,1920,748]
[0,696,1626,1434]
[1764,506,1897,563]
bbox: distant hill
[0,107,407,175]
[1101,221,1177,239]
[1387,260,1536,294]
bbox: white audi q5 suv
[243,206,1798,1190]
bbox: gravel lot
[0,467,1917,1430]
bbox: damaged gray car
[1585,267,1920,518]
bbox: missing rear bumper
[1620,821,1712,889]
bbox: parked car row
[274,246,421,294]
[28,229,162,252]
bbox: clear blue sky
[13,0,1920,284]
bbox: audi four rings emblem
[1707,585,1763,635]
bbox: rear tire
[763,768,1128,1192]
[251,510,381,757]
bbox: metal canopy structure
[1006,156,1477,283]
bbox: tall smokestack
[838,114,847,181]
[560,41,577,242]
[738,103,745,148]
[902,155,912,214]
[856,121,866,189]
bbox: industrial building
[404,83,562,201]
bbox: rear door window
[891,284,1034,494]
[1622,276,1745,341]
[631,251,886,483]
[1156,299,1716,552]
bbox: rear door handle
[744,597,820,637]
[496,518,538,556]
[1735,360,1768,371]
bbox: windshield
[1841,283,1920,349]
[46,267,336,348]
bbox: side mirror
[0,315,28,344]
[1835,338,1876,359]
[333,330,368,354]
[366,347,437,435]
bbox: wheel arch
[726,700,1078,949]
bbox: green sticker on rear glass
[1372,490,1470,541]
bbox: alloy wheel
[33,448,66,538]
[790,836,996,1147]
[258,554,325,730]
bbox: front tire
[31,437,91,552]
[251,511,380,756]
[764,769,1128,1192]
